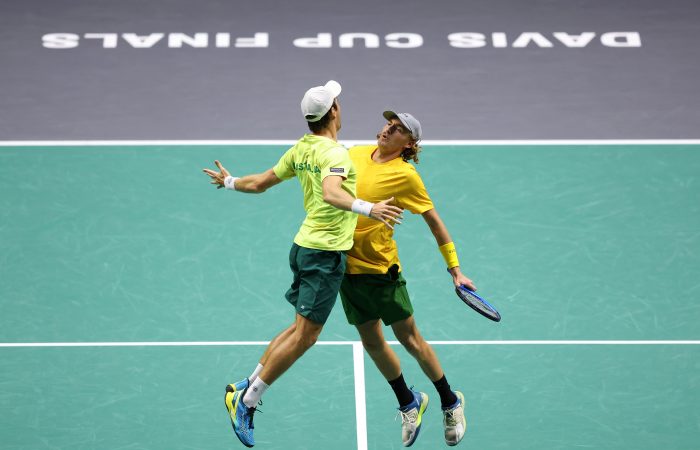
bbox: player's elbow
[250,182,267,193]
[322,188,336,205]
[322,191,343,209]
[249,178,271,193]
[322,191,332,204]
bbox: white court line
[0,139,700,147]
[1,340,699,347]
[2,339,697,450]
[352,342,368,450]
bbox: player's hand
[202,160,231,189]
[369,197,404,229]
[449,266,476,290]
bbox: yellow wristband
[439,242,460,269]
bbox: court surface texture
[1,142,698,449]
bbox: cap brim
[382,110,421,141]
[382,111,397,121]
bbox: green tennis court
[1,143,698,449]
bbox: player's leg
[261,322,296,366]
[342,269,428,447]
[355,319,413,403]
[391,316,466,446]
[390,316,444,382]
[225,244,341,447]
[227,323,297,394]
[355,319,400,379]
[255,313,323,386]
[225,314,323,448]
[244,245,343,402]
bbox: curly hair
[401,141,422,164]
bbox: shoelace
[444,409,457,426]
[396,407,418,424]
[397,387,419,425]
[246,400,263,430]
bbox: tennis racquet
[455,285,501,322]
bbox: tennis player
[203,82,403,447]
[339,111,475,447]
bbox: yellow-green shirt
[273,134,357,251]
[346,145,434,274]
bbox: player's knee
[397,333,422,355]
[294,328,320,350]
[303,335,318,350]
[361,337,385,354]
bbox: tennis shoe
[398,390,429,447]
[225,378,250,393]
[442,391,466,446]
[224,387,257,448]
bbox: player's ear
[329,99,338,117]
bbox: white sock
[243,377,269,408]
[249,363,264,383]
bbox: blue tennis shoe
[224,387,257,447]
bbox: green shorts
[339,264,414,326]
[285,243,346,325]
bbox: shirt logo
[330,167,345,173]
[292,161,321,174]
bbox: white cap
[383,111,422,141]
[301,80,342,122]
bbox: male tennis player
[203,81,403,448]
[339,111,474,447]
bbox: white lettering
[122,33,165,48]
[448,32,486,48]
[40,30,644,51]
[168,33,208,48]
[492,32,508,48]
[339,33,380,48]
[84,33,118,48]
[42,33,79,49]
[385,33,423,48]
[215,33,230,48]
[553,32,596,48]
[601,31,641,47]
[512,32,554,48]
[294,33,332,48]
[236,32,269,48]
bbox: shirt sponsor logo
[330,167,345,173]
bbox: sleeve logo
[330,167,345,173]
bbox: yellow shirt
[346,145,434,274]
[273,134,358,251]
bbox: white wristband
[351,199,374,217]
[224,176,240,190]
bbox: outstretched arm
[203,160,283,193]
[421,208,476,290]
[322,175,404,229]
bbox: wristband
[439,242,460,269]
[224,176,240,190]
[351,199,374,217]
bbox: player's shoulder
[323,143,350,159]
[398,160,427,187]
[396,157,420,174]
[348,144,376,156]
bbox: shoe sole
[224,389,254,448]
[404,393,429,447]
